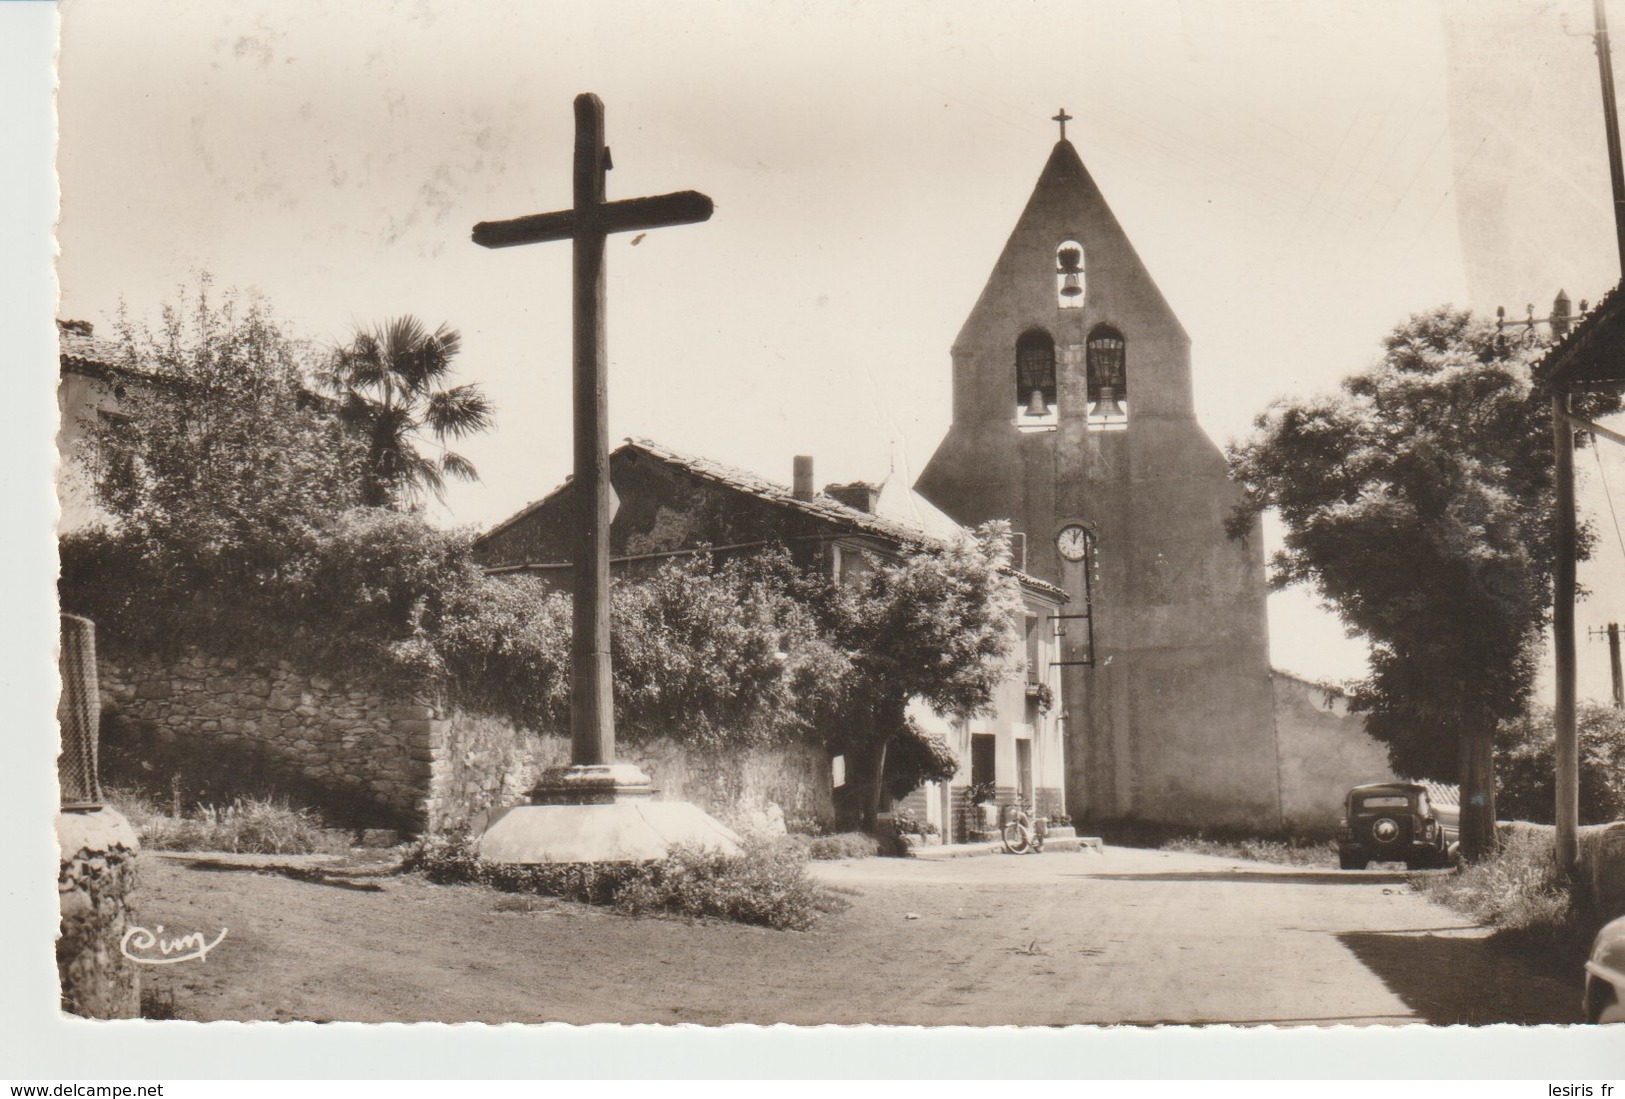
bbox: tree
[1496,704,1625,825]
[812,523,1025,831]
[322,316,494,509]
[1226,307,1619,860]
[70,280,366,620]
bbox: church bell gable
[949,138,1192,428]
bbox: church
[916,116,1389,831]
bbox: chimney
[825,481,880,513]
[793,455,815,501]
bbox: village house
[474,437,1070,841]
[56,319,153,533]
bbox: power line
[1594,439,1625,564]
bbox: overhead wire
[1594,439,1625,565]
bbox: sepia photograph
[21,0,1625,1066]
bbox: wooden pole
[1554,391,1580,877]
[571,93,614,769]
[471,93,711,788]
[1610,622,1623,709]
[1596,0,1625,272]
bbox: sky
[47,0,1625,694]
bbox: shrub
[110,789,338,855]
[800,832,882,861]
[1496,704,1625,824]
[404,834,848,930]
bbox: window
[1024,612,1041,683]
[1056,241,1084,309]
[1086,325,1128,428]
[1015,329,1058,430]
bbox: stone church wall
[98,652,834,836]
[1271,670,1396,833]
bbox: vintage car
[1585,915,1625,1024]
[1336,781,1458,870]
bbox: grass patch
[1161,835,1335,868]
[405,834,849,930]
[789,832,882,861]
[1410,826,1597,977]
[1097,820,1335,868]
[109,787,343,855]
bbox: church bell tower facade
[916,132,1280,829]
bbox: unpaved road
[128,845,1585,1026]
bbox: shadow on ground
[1337,930,1584,1025]
[185,858,387,892]
[1069,870,1413,886]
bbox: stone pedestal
[529,762,657,804]
[57,808,140,1019]
[477,763,742,864]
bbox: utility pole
[1590,623,1624,707]
[1598,0,1625,271]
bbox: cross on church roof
[1052,108,1072,141]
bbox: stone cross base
[478,801,742,864]
[528,762,657,805]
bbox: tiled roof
[480,437,1068,599]
[1540,285,1625,390]
[57,320,168,384]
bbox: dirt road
[128,844,1584,1026]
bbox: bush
[404,834,848,930]
[110,789,339,855]
[798,832,882,861]
[1496,704,1625,824]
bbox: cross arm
[472,190,714,249]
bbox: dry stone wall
[100,652,837,836]
[101,654,434,827]
[57,808,140,1019]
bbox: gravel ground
[124,843,1586,1026]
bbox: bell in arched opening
[1056,241,1085,308]
[1015,328,1058,429]
[1086,326,1128,426]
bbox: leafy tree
[1496,704,1625,825]
[1227,307,1619,860]
[321,316,493,509]
[809,523,1025,831]
[69,280,366,624]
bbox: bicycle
[1000,801,1046,854]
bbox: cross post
[473,93,712,777]
[1052,108,1073,141]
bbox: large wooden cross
[473,93,712,772]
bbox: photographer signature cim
[119,923,227,965]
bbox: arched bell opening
[1055,241,1085,309]
[1086,325,1128,429]
[1014,328,1058,432]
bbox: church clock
[1056,524,1091,562]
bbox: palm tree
[322,317,494,509]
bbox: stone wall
[1502,820,1625,919]
[101,652,836,837]
[57,808,140,1019]
[1272,670,1396,833]
[101,654,434,828]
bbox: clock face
[1056,524,1091,562]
